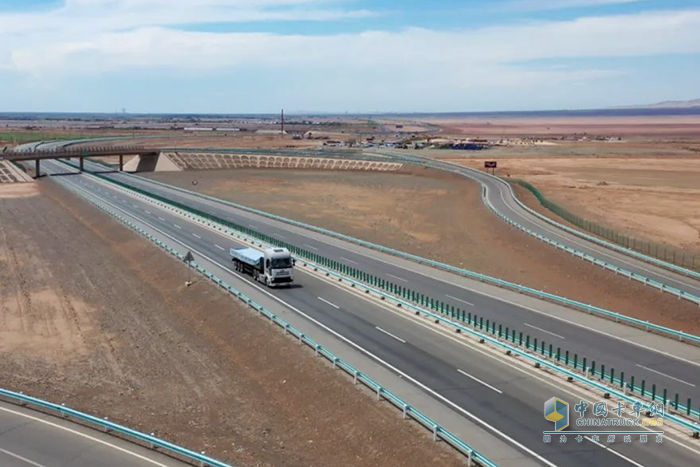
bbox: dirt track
[145,166,700,335]
[0,180,465,467]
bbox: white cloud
[0,1,699,111]
[505,0,649,11]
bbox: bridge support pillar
[79,157,84,173]
[35,159,41,178]
[119,155,124,171]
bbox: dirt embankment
[0,180,464,467]
[145,166,700,335]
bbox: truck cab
[263,248,294,286]
[231,246,294,287]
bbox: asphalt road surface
[0,402,190,467]
[32,158,700,467]
[389,153,700,300]
[81,160,700,403]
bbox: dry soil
[0,180,465,467]
[144,166,700,335]
[453,146,700,257]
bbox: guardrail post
[619,371,624,388]
[519,332,523,346]
[687,398,692,416]
[432,424,438,441]
[600,364,605,380]
[565,350,569,366]
[674,393,679,410]
[556,347,561,362]
[610,367,615,384]
[652,384,656,401]
[403,404,408,419]
[376,386,382,401]
[641,380,646,397]
[573,354,578,369]
[663,388,668,406]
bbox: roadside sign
[484,161,497,175]
[184,251,195,286]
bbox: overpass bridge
[1,145,159,177]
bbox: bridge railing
[6,145,153,159]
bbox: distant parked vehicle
[230,247,294,287]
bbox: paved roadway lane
[76,160,700,405]
[393,154,700,299]
[40,160,700,467]
[0,402,188,467]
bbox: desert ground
[144,165,700,335]
[410,114,700,139]
[423,142,700,259]
[0,181,464,467]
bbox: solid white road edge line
[61,167,700,461]
[0,408,171,467]
[85,165,700,371]
[61,178,561,467]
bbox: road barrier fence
[50,162,501,467]
[71,158,700,348]
[71,162,700,430]
[513,179,700,273]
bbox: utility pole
[281,109,285,134]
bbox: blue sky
[0,0,699,113]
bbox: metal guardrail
[374,150,700,283]
[84,167,700,431]
[52,167,500,467]
[507,179,700,279]
[481,185,700,306]
[0,388,235,467]
[98,162,700,347]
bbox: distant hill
[615,98,700,109]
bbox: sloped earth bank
[144,166,700,335]
[0,181,465,467]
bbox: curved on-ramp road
[0,401,190,467]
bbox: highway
[0,401,189,467]
[76,159,700,405]
[386,153,700,300]
[32,158,700,467]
